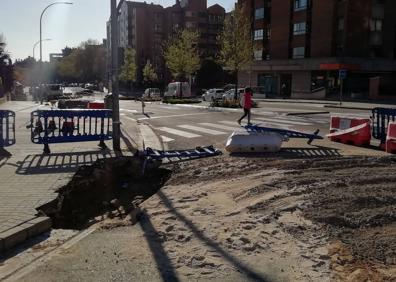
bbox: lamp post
[39,2,72,102]
[111,0,121,151]
[33,38,51,59]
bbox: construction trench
[36,153,396,280]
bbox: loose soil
[38,156,171,229]
[35,155,396,281]
[143,155,396,281]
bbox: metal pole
[39,2,72,101]
[33,39,51,59]
[340,78,343,106]
[111,0,121,151]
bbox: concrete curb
[0,217,51,254]
[324,105,373,111]
[286,111,330,116]
[138,123,164,150]
[256,99,339,106]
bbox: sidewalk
[0,102,138,253]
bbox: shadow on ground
[139,190,270,282]
[16,150,115,174]
[231,145,341,159]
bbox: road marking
[120,108,138,113]
[156,127,201,138]
[161,136,175,142]
[139,113,209,121]
[122,116,137,122]
[178,125,227,135]
[198,123,238,131]
[254,117,312,126]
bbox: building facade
[238,0,396,100]
[107,0,225,87]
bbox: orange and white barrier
[327,116,371,146]
[386,121,396,154]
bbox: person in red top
[237,87,253,125]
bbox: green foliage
[56,39,106,83]
[119,47,137,83]
[0,34,13,92]
[163,29,200,80]
[142,61,158,84]
[217,5,253,73]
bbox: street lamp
[33,38,51,59]
[39,2,72,64]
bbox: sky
[0,0,235,62]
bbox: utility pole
[111,0,121,151]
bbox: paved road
[119,100,372,150]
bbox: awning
[319,63,360,71]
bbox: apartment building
[238,0,396,100]
[107,0,225,86]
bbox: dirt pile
[38,156,171,229]
[164,155,396,280]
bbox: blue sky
[0,0,234,62]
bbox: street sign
[339,69,347,79]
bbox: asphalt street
[119,100,372,150]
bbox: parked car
[164,82,191,98]
[223,84,236,92]
[42,84,64,101]
[143,88,161,100]
[202,88,224,101]
[222,88,245,102]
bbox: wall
[310,0,336,57]
[270,0,291,59]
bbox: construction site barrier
[30,109,112,153]
[88,101,105,109]
[386,121,396,154]
[372,108,396,145]
[328,116,371,146]
[0,110,16,147]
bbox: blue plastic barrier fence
[0,110,16,147]
[30,109,112,153]
[372,107,396,144]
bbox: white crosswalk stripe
[219,120,291,129]
[198,123,238,131]
[156,127,201,138]
[178,125,227,135]
[161,136,175,142]
[120,109,138,113]
[254,117,312,126]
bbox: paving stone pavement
[0,101,134,252]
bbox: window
[255,8,264,20]
[292,47,305,59]
[293,22,307,35]
[294,0,308,11]
[370,19,383,31]
[254,29,264,40]
[254,50,263,60]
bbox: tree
[163,29,200,81]
[143,60,158,86]
[0,34,13,94]
[119,47,137,92]
[217,5,253,99]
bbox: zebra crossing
[156,114,325,143]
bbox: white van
[164,82,191,98]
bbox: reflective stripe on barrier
[386,122,396,154]
[372,108,396,144]
[30,109,112,153]
[0,110,16,147]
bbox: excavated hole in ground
[37,156,172,230]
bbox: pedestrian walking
[237,87,253,125]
